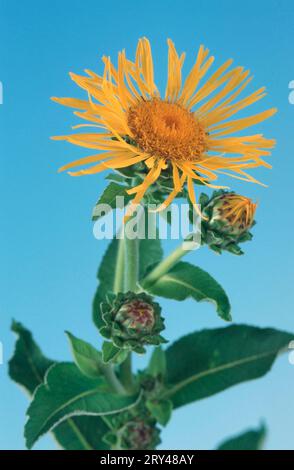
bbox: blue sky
[1,0,294,450]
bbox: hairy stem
[102,363,127,395]
[113,235,125,294]
[125,235,139,293]
[120,353,134,392]
[103,235,128,395]
[119,230,140,392]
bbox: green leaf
[145,261,231,321]
[147,346,166,378]
[146,400,172,426]
[139,236,163,280]
[102,341,128,364]
[92,182,131,221]
[217,423,266,450]
[9,320,53,394]
[164,325,293,409]
[9,321,109,450]
[92,237,123,329]
[105,173,131,185]
[92,285,107,330]
[53,416,108,450]
[66,332,103,378]
[25,362,139,449]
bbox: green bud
[99,292,166,354]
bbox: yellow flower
[52,38,276,215]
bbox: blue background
[1,0,294,450]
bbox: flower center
[127,98,207,161]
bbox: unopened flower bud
[100,292,166,354]
[200,190,257,255]
[103,414,161,450]
[122,419,159,450]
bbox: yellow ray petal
[68,153,148,176]
[123,160,165,221]
[58,152,114,172]
[180,45,214,106]
[51,97,93,111]
[187,176,204,218]
[153,164,187,212]
[188,59,234,109]
[126,159,165,195]
[210,108,277,135]
[196,67,248,117]
[165,39,185,102]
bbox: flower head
[52,38,276,215]
[99,292,166,354]
[200,190,257,255]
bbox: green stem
[102,363,127,395]
[119,229,140,392]
[102,234,128,395]
[113,234,125,294]
[124,235,139,293]
[119,353,134,392]
[141,240,193,288]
